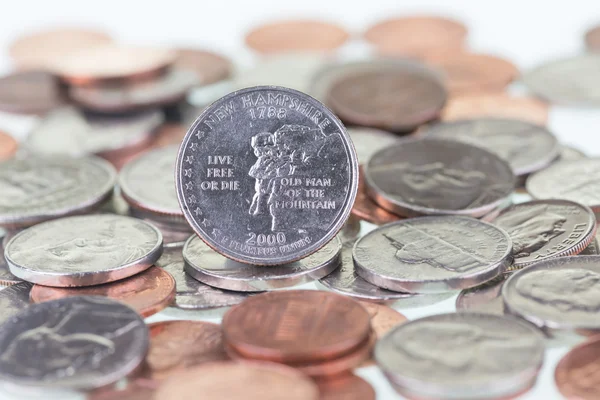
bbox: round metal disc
[0,283,32,325]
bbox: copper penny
[365,16,467,58]
[29,266,175,317]
[426,52,519,95]
[442,93,549,125]
[9,27,112,71]
[0,71,66,115]
[0,131,18,161]
[555,335,600,400]
[155,361,319,400]
[88,380,155,400]
[52,45,176,86]
[222,290,371,363]
[585,25,600,52]
[245,20,349,54]
[359,302,408,339]
[316,374,376,400]
[327,64,447,132]
[176,48,232,84]
[352,166,402,225]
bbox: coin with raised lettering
[0,71,66,115]
[176,86,358,265]
[0,283,31,325]
[555,335,600,400]
[183,234,341,291]
[353,216,513,293]
[0,296,148,390]
[365,138,515,217]
[376,313,544,400]
[5,215,162,287]
[347,127,401,165]
[455,275,507,315]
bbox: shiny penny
[351,166,402,225]
[455,275,507,315]
[316,374,376,400]
[222,290,371,363]
[0,131,17,162]
[0,71,66,115]
[176,48,232,84]
[555,335,600,400]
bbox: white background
[1,0,600,399]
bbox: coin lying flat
[365,138,515,217]
[183,235,341,292]
[0,296,148,390]
[176,48,232,85]
[5,215,162,287]
[0,156,116,229]
[0,283,31,325]
[316,374,376,400]
[347,127,400,165]
[555,335,600,400]
[176,86,358,265]
[0,131,17,162]
[455,275,507,315]
[558,145,587,161]
[424,118,559,177]
[376,313,544,400]
[352,167,401,225]
[353,216,513,293]
[0,71,66,115]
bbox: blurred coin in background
[0,71,66,115]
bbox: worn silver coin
[375,313,544,400]
[365,137,515,218]
[423,118,559,177]
[455,275,507,315]
[0,283,32,325]
[493,200,596,271]
[183,234,341,292]
[176,86,358,265]
[156,248,250,309]
[347,127,400,165]
[5,215,162,287]
[0,296,148,390]
[0,156,116,229]
[558,145,587,162]
[353,216,513,293]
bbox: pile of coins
[0,11,600,400]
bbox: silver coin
[24,107,163,158]
[0,296,148,390]
[347,127,400,165]
[423,118,559,177]
[455,275,507,315]
[375,313,544,400]
[0,156,116,229]
[5,215,163,287]
[0,283,32,325]
[353,216,513,293]
[156,248,250,309]
[522,54,600,106]
[176,86,358,265]
[148,219,192,248]
[339,214,361,244]
[503,255,600,332]
[365,137,515,217]
[558,145,587,162]
[183,234,341,292]
[492,200,596,271]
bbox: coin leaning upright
[176,86,358,265]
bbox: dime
[492,200,596,270]
[558,145,587,161]
[351,166,402,225]
[316,374,376,400]
[522,55,600,105]
[155,361,319,400]
[183,235,341,292]
[0,283,31,325]
[376,313,544,400]
[441,93,549,126]
[222,290,371,363]
[156,248,250,309]
[326,63,447,132]
[0,131,17,162]
[29,266,175,317]
[176,86,358,265]
[364,16,467,58]
[0,296,148,390]
[176,48,231,85]
[503,256,600,332]
[353,216,513,293]
[555,335,600,400]
[347,127,400,165]
[0,156,116,229]
[5,214,163,287]
[455,275,507,315]
[585,25,600,52]
[245,20,349,54]
[0,71,66,115]
[365,138,515,217]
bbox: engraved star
[189,142,198,151]
[185,182,194,190]
[193,207,202,216]
[201,218,210,227]
[185,155,194,164]
[188,195,197,204]
[195,130,206,139]
[184,169,192,177]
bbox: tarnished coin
[522,55,600,105]
[245,20,349,54]
[353,216,513,293]
[585,25,600,52]
[5,215,162,287]
[455,275,507,315]
[0,283,31,325]
[0,131,17,162]
[424,118,559,177]
[503,256,600,332]
[365,138,515,217]
[327,63,447,132]
[183,235,341,292]
[493,200,596,271]
[347,127,400,165]
[558,145,587,162]
[555,335,600,400]
[0,71,66,115]
[316,374,376,400]
[176,48,232,85]
[0,296,148,390]
[376,313,544,400]
[351,167,402,225]
[176,86,358,265]
[0,156,116,229]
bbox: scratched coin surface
[455,275,507,315]
[503,256,600,332]
[347,127,401,164]
[176,86,358,265]
[0,283,32,325]
[493,200,596,270]
[365,138,515,217]
[222,290,371,363]
[0,156,116,229]
[0,296,148,390]
[353,216,513,293]
[0,71,66,115]
[376,313,544,400]
[5,214,162,287]
[424,118,559,177]
[555,335,600,400]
